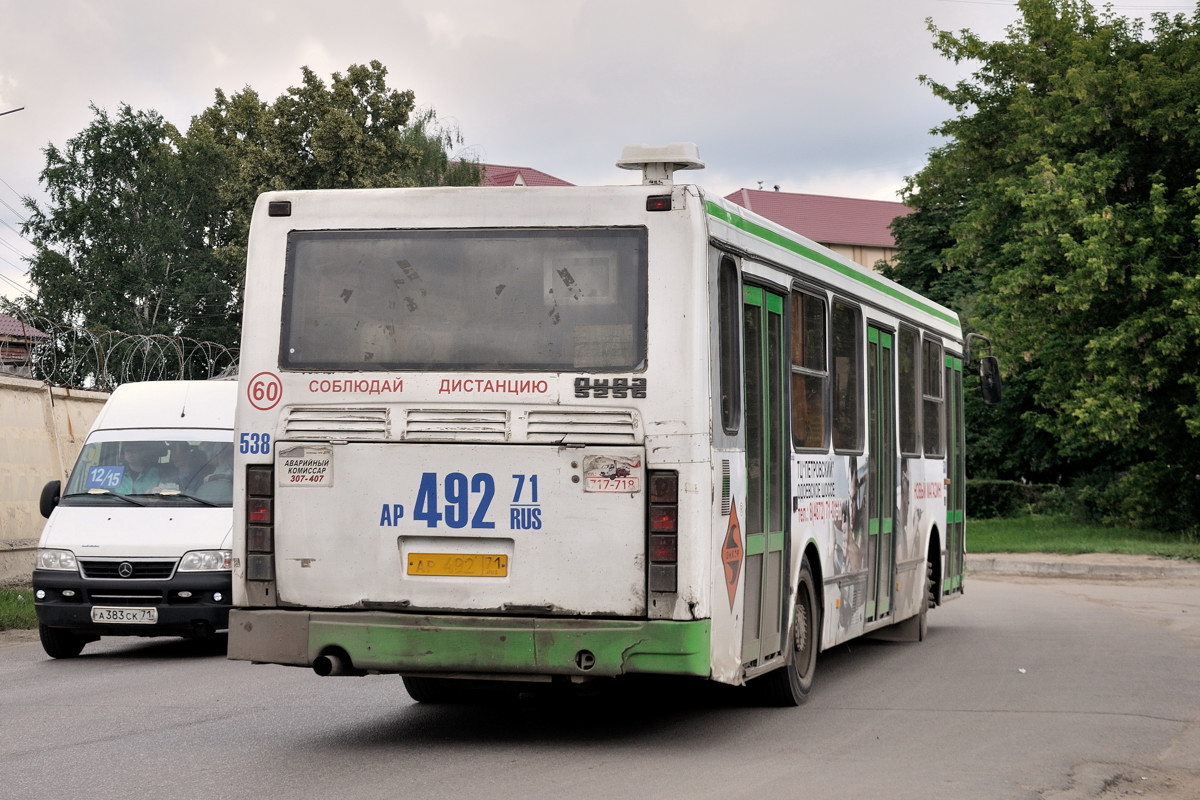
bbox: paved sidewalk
[967,551,1200,582]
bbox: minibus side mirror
[979,355,1002,406]
[40,480,61,519]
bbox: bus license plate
[407,553,508,578]
[91,606,158,624]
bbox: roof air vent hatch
[616,142,705,186]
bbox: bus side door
[741,285,788,666]
[945,353,966,595]
[866,324,897,622]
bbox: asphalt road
[2,564,1198,800]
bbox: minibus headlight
[35,549,78,572]
[178,550,233,572]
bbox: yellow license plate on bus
[407,553,509,577]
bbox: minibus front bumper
[33,569,231,637]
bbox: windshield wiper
[67,490,147,507]
[152,491,220,507]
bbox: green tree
[14,104,235,347]
[12,61,483,380]
[189,59,483,301]
[893,0,1200,530]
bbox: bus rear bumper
[228,608,711,679]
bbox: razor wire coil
[0,312,238,389]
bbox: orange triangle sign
[722,504,743,610]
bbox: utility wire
[0,237,29,260]
[0,270,30,295]
[0,195,27,222]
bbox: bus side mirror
[979,356,1002,406]
[40,480,62,519]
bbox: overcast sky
[0,0,1187,299]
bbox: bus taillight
[648,470,678,593]
[245,465,275,581]
[247,498,272,524]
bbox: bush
[1074,462,1200,536]
[967,480,1069,519]
[969,465,1200,539]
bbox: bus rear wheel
[403,675,518,704]
[402,676,458,704]
[757,555,820,707]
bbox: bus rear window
[280,228,648,371]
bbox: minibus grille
[527,410,640,444]
[80,560,176,580]
[283,407,390,439]
[88,591,166,604]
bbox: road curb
[966,553,1200,581]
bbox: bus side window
[831,300,863,452]
[717,256,741,434]
[922,338,945,457]
[898,326,921,455]
[790,289,828,449]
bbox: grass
[969,514,1200,560]
[0,586,37,632]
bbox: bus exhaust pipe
[312,652,366,677]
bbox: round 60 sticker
[248,371,283,411]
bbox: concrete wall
[0,375,108,583]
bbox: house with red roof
[0,313,47,378]
[479,161,907,273]
[482,164,574,187]
[724,188,911,273]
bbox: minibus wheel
[39,624,90,659]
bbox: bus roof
[248,178,960,340]
[701,192,960,335]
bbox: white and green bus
[229,143,1000,705]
